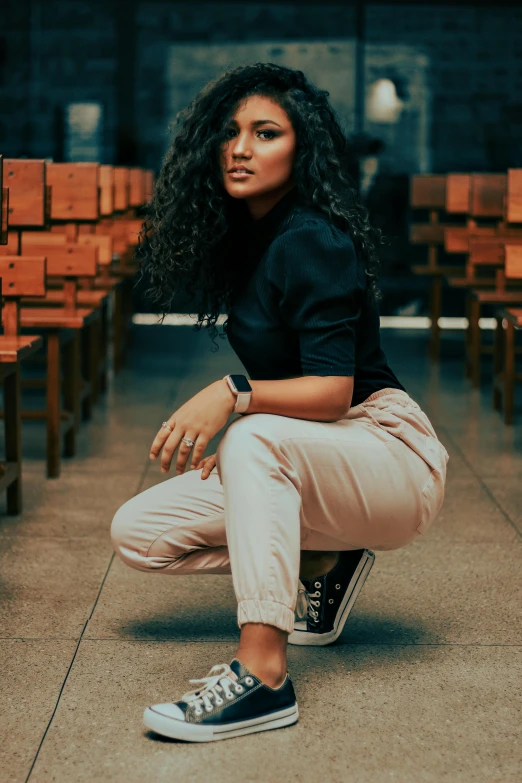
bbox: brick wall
[1,1,521,172]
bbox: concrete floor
[1,325,521,783]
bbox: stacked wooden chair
[492,170,522,423]
[410,175,466,359]
[409,167,522,422]
[0,155,44,513]
[0,156,154,511]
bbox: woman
[111,62,449,743]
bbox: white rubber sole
[288,549,375,646]
[143,703,299,742]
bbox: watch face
[229,374,252,393]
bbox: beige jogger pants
[111,388,449,635]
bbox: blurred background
[2,0,522,317]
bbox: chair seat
[0,335,44,363]
[20,307,99,329]
[471,290,522,304]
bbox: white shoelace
[296,579,321,624]
[181,663,243,715]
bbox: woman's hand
[149,380,236,475]
[196,453,217,480]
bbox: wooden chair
[0,154,8,245]
[21,232,113,396]
[463,236,522,386]
[409,175,465,360]
[2,245,100,478]
[0,162,44,513]
[492,201,522,422]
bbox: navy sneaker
[143,658,298,742]
[289,549,375,646]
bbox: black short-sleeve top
[225,186,405,408]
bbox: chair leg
[46,331,61,478]
[468,298,481,388]
[5,364,22,514]
[113,286,123,373]
[63,331,80,456]
[492,316,503,411]
[99,298,109,393]
[81,323,93,422]
[428,275,442,361]
[504,321,515,425]
[90,317,101,404]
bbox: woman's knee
[110,496,149,570]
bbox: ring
[181,436,195,448]
[161,421,173,432]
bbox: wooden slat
[129,169,145,207]
[20,243,98,277]
[0,232,20,256]
[444,225,496,253]
[507,169,522,223]
[505,245,522,279]
[144,170,154,201]
[0,256,47,296]
[1,187,8,245]
[113,167,130,211]
[99,165,115,216]
[77,233,113,265]
[410,175,446,209]
[46,162,99,221]
[446,174,471,214]
[410,223,446,245]
[469,174,506,218]
[3,159,46,227]
[0,155,7,244]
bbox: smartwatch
[223,374,253,414]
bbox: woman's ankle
[236,623,288,689]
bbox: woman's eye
[224,129,277,140]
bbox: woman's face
[221,94,297,219]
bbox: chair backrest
[20,240,98,277]
[410,175,446,210]
[77,234,113,265]
[446,174,471,214]
[46,162,99,221]
[129,169,146,207]
[0,232,20,255]
[469,174,506,218]
[99,165,115,216]
[444,225,496,254]
[144,170,154,201]
[0,256,46,335]
[505,244,522,280]
[3,158,47,228]
[113,167,130,212]
[507,170,522,224]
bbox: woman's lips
[228,170,254,179]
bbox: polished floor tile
[1,326,520,782]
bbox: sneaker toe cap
[147,702,186,721]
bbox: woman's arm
[223,375,354,422]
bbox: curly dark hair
[136,61,382,351]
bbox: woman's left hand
[149,380,237,475]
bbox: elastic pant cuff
[237,598,295,635]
